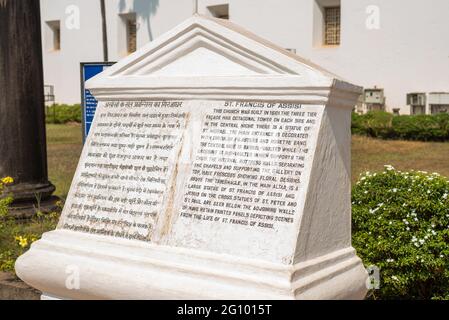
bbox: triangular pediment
[85,15,361,95]
[135,45,271,77]
[109,19,303,78]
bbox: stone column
[0,0,58,218]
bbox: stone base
[5,182,56,202]
[7,196,60,220]
[16,230,368,300]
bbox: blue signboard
[81,62,115,142]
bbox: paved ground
[0,272,40,300]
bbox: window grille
[324,7,340,45]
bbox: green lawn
[352,135,449,183]
[47,124,83,198]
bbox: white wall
[215,0,449,114]
[106,0,193,61]
[41,0,449,113]
[40,0,193,104]
[41,0,103,104]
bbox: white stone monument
[16,15,368,300]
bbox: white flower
[392,188,398,193]
[385,165,395,171]
[406,227,410,231]
[391,276,399,281]
[442,193,448,200]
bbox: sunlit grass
[46,123,83,199]
[352,135,449,183]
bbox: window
[46,20,61,51]
[119,13,138,56]
[407,93,426,106]
[207,4,229,20]
[126,17,137,54]
[324,6,340,45]
[313,0,341,47]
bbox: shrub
[0,210,60,273]
[352,166,449,299]
[352,111,449,141]
[0,177,13,218]
[0,177,60,274]
[45,104,82,124]
[392,113,449,141]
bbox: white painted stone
[15,15,367,300]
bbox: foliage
[45,104,82,124]
[352,166,449,300]
[352,111,449,141]
[0,177,13,221]
[0,177,61,274]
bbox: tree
[0,0,58,218]
[100,0,108,61]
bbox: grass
[0,213,59,273]
[352,135,449,183]
[47,123,83,199]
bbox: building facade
[40,0,449,114]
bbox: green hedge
[45,104,82,124]
[352,111,449,141]
[352,166,449,299]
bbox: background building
[40,0,449,114]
